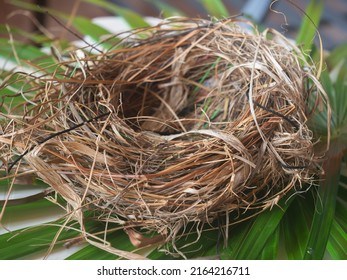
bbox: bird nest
[1,18,327,254]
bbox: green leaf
[0,69,48,114]
[65,16,113,44]
[304,151,343,259]
[0,193,65,238]
[146,0,185,18]
[66,230,135,260]
[199,0,229,18]
[0,25,49,45]
[0,38,56,70]
[327,219,347,259]
[222,201,290,260]
[0,197,56,216]
[334,64,347,136]
[281,195,314,259]
[0,220,79,259]
[82,0,149,29]
[326,43,347,68]
[149,225,219,260]
[9,0,44,11]
[296,0,324,53]
[0,81,15,95]
[66,243,115,260]
[335,187,347,232]
[259,226,280,259]
[0,85,25,113]
[308,69,335,139]
[9,0,113,46]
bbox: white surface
[2,260,345,279]
[0,201,64,234]
[92,16,161,34]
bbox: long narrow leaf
[66,230,136,260]
[223,201,290,260]
[327,219,347,259]
[335,188,347,233]
[0,220,79,259]
[326,43,347,68]
[9,0,112,45]
[259,226,280,259]
[0,25,48,45]
[66,244,115,260]
[281,195,314,259]
[199,0,229,18]
[0,74,27,112]
[147,0,185,18]
[0,38,56,69]
[83,0,149,29]
[334,65,347,133]
[304,150,343,259]
[67,17,114,44]
[296,0,323,53]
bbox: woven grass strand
[0,18,328,257]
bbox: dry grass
[0,18,328,257]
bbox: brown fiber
[0,18,329,257]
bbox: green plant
[0,0,346,260]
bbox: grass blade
[83,0,149,29]
[335,187,347,232]
[0,25,48,45]
[8,0,114,46]
[66,244,115,260]
[334,64,347,133]
[0,220,79,259]
[327,219,347,259]
[281,195,314,259]
[199,0,229,18]
[326,43,347,68]
[259,226,280,259]
[296,0,323,53]
[0,38,56,69]
[304,150,343,259]
[66,16,114,43]
[66,230,136,260]
[146,0,185,18]
[223,201,290,259]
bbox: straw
[0,17,328,256]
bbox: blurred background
[0,0,347,50]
